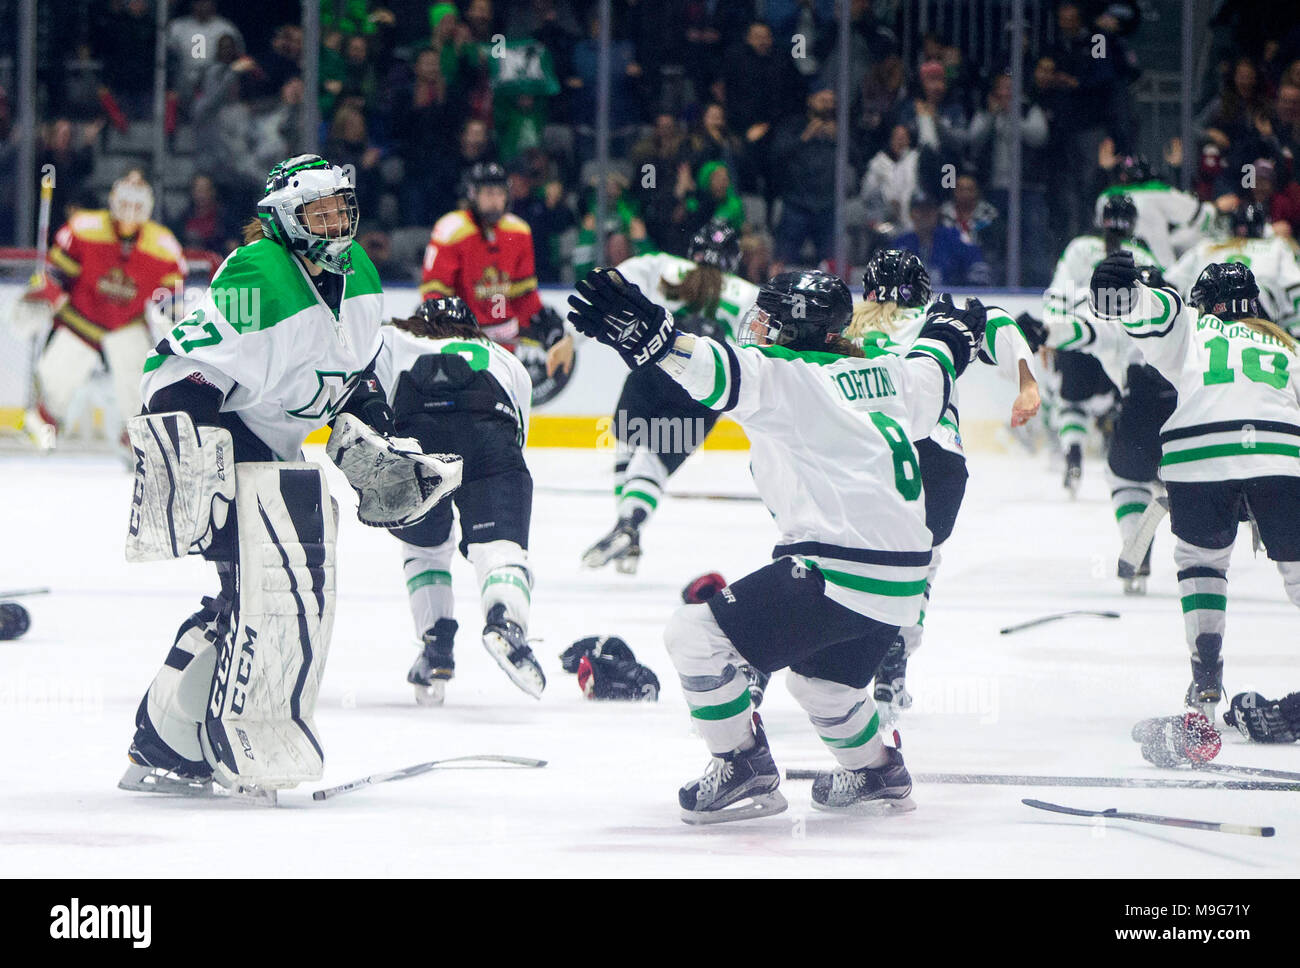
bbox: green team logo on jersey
[287,369,365,420]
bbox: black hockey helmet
[1116,154,1153,185]
[464,161,509,226]
[1190,262,1264,320]
[1099,193,1138,236]
[739,270,853,350]
[862,249,931,308]
[688,219,741,274]
[1232,202,1268,238]
[415,294,481,331]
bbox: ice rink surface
[1,443,1298,878]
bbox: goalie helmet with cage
[861,249,931,308]
[688,219,741,274]
[257,154,358,275]
[1190,262,1265,320]
[109,171,155,225]
[738,270,853,350]
[1099,192,1138,237]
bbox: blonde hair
[1239,316,1297,353]
[241,217,267,245]
[661,265,723,316]
[844,299,901,340]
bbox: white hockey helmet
[256,154,358,275]
[109,171,155,226]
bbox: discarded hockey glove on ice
[1224,692,1300,744]
[1132,711,1222,767]
[560,635,660,701]
[681,572,727,604]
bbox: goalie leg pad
[327,412,463,528]
[36,326,101,425]
[125,411,235,562]
[202,462,336,790]
[101,322,153,427]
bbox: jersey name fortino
[287,368,365,420]
[833,366,897,404]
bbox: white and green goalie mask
[257,154,359,275]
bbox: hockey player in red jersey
[18,170,186,443]
[420,161,573,378]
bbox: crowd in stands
[9,0,1300,288]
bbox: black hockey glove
[567,267,677,368]
[1016,312,1049,353]
[338,372,396,436]
[1224,692,1300,744]
[526,305,567,349]
[918,293,987,377]
[559,635,637,673]
[577,652,660,701]
[1137,264,1170,292]
[1090,251,1141,318]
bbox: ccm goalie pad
[326,413,463,528]
[125,412,234,561]
[201,462,337,790]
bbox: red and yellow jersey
[419,209,542,345]
[47,209,187,348]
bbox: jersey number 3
[869,411,922,501]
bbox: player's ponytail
[1240,317,1297,353]
[241,218,267,245]
[661,265,723,316]
[844,299,900,340]
[390,312,480,342]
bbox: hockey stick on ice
[1197,762,1300,782]
[1118,494,1169,575]
[998,610,1120,635]
[0,588,50,599]
[1022,798,1275,837]
[782,769,1300,791]
[312,754,547,801]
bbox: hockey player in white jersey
[120,155,461,798]
[372,296,544,702]
[845,249,1040,720]
[582,220,759,573]
[1032,193,1178,593]
[1094,155,1218,267]
[1045,193,1162,495]
[1166,203,1300,335]
[568,265,988,822]
[1090,254,1300,729]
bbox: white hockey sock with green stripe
[1056,404,1088,450]
[663,604,755,754]
[787,671,886,770]
[1174,539,1231,652]
[400,538,455,638]
[616,447,666,522]
[1108,470,1152,548]
[899,543,942,655]
[612,441,632,498]
[470,539,532,629]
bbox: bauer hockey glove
[1224,692,1300,744]
[1089,251,1141,318]
[567,267,677,368]
[918,294,987,376]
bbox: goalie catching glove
[566,267,677,369]
[326,413,462,528]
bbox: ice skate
[679,716,787,824]
[811,746,916,814]
[1185,654,1224,721]
[481,603,545,698]
[581,512,644,574]
[118,742,216,798]
[1062,443,1082,498]
[408,618,457,706]
[872,636,912,725]
[1117,544,1151,595]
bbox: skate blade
[1122,576,1147,596]
[613,554,641,575]
[217,783,278,806]
[413,680,447,707]
[811,793,916,816]
[482,632,546,699]
[118,763,216,797]
[680,789,789,825]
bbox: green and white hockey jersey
[1095,181,1217,267]
[615,252,758,342]
[855,302,1036,456]
[1165,236,1300,335]
[659,333,956,626]
[1043,234,1163,389]
[141,238,385,461]
[373,327,534,446]
[1103,283,1300,482]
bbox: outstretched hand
[567,267,677,368]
